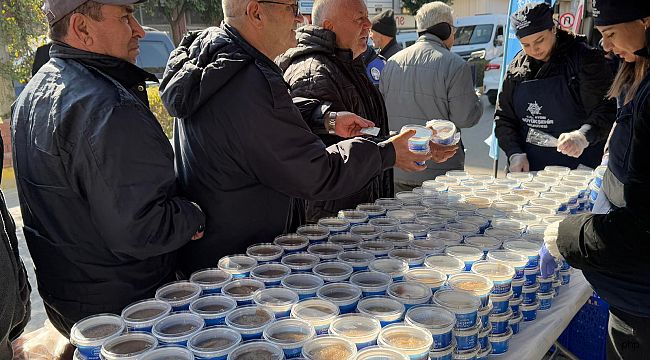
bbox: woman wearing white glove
[494,2,616,172]
[545,1,650,358]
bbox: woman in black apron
[542,1,650,358]
[494,2,616,172]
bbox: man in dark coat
[0,136,31,359]
[278,0,395,222]
[12,0,205,336]
[159,0,451,276]
[370,9,403,59]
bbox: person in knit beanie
[370,9,403,59]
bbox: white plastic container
[100,332,157,360]
[379,231,414,248]
[281,253,321,273]
[427,230,463,246]
[189,268,232,295]
[189,294,237,327]
[297,225,331,243]
[355,346,409,360]
[415,215,448,232]
[253,287,300,318]
[349,271,393,297]
[350,224,384,241]
[368,217,401,232]
[152,313,204,346]
[139,347,194,360]
[405,305,455,350]
[398,223,430,239]
[318,217,351,234]
[221,278,265,305]
[121,299,171,332]
[447,273,494,308]
[301,335,357,360]
[337,251,376,272]
[356,296,405,327]
[433,290,481,330]
[375,198,404,211]
[246,243,284,263]
[464,236,502,257]
[329,314,382,350]
[401,124,433,166]
[70,314,125,360]
[388,248,426,268]
[503,240,541,269]
[312,261,354,283]
[359,240,395,258]
[307,243,345,260]
[263,318,315,359]
[404,268,446,293]
[188,327,241,360]
[445,223,480,238]
[487,250,528,279]
[444,245,484,271]
[395,192,423,206]
[317,282,362,314]
[218,255,258,279]
[470,261,515,294]
[368,258,410,281]
[290,299,340,335]
[386,209,417,224]
[328,234,363,250]
[281,273,325,300]
[250,263,291,286]
[409,238,446,255]
[227,340,285,360]
[424,254,465,277]
[155,281,202,311]
[386,281,432,310]
[274,234,310,254]
[338,209,370,225]
[356,203,388,218]
[377,324,433,360]
[224,305,275,341]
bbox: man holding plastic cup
[159,0,458,276]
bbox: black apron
[608,95,635,184]
[512,74,604,171]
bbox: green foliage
[0,0,47,82]
[147,86,174,139]
[402,0,453,16]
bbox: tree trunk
[169,7,187,46]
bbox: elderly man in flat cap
[12,0,205,337]
[370,9,403,60]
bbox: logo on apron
[522,101,554,129]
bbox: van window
[454,24,494,46]
[137,40,171,75]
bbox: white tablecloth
[499,270,593,360]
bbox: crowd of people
[1,0,649,358]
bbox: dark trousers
[607,307,650,360]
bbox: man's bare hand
[191,231,204,241]
[333,111,375,138]
[429,141,458,163]
[389,129,432,172]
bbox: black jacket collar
[50,41,158,88]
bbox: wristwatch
[327,111,337,135]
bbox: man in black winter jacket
[0,137,31,360]
[159,0,449,276]
[278,0,432,222]
[12,0,205,337]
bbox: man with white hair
[159,0,451,275]
[380,1,483,192]
[277,0,458,222]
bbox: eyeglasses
[257,1,300,17]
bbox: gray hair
[223,0,250,18]
[311,0,338,26]
[415,1,453,31]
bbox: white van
[452,14,507,61]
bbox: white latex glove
[508,153,530,173]
[557,125,590,158]
[543,220,563,259]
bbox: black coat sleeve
[230,76,395,202]
[291,97,331,133]
[79,104,205,261]
[576,47,617,144]
[557,77,650,272]
[494,71,525,158]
